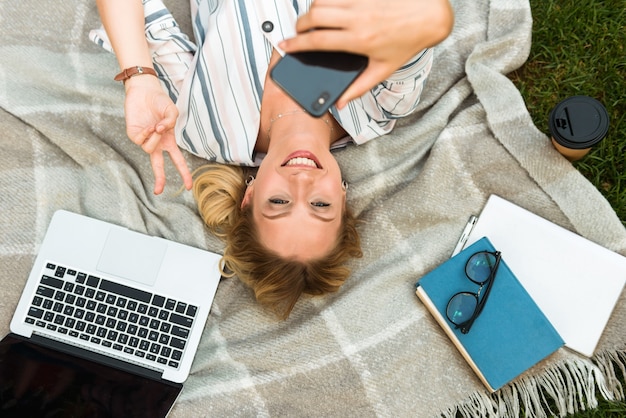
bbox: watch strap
[113,66,157,83]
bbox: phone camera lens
[312,92,330,111]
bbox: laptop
[2,210,222,417]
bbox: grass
[509,0,626,227]
[508,1,626,416]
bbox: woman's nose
[290,170,316,183]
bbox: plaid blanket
[1,0,625,416]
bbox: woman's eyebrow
[261,210,290,220]
[261,209,336,222]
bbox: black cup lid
[548,96,609,149]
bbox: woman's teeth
[285,157,318,168]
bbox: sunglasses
[446,250,501,334]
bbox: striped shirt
[91,0,434,166]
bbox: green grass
[570,400,626,418]
[509,0,626,227]
[509,1,626,416]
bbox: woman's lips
[281,151,322,169]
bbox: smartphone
[270,51,368,117]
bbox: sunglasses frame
[446,250,501,334]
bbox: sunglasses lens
[446,293,477,325]
[466,252,497,284]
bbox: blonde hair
[192,164,362,319]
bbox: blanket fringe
[440,348,626,418]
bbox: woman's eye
[269,198,289,205]
[311,201,331,208]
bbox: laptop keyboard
[24,262,198,370]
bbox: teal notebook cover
[415,237,564,392]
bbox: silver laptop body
[10,210,221,384]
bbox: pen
[451,215,478,257]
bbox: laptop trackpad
[97,228,167,286]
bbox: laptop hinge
[26,333,181,388]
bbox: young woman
[92,0,453,318]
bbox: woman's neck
[255,49,346,154]
[266,111,334,153]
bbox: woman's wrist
[114,66,157,83]
[122,69,162,94]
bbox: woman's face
[242,134,345,261]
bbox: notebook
[459,195,626,357]
[3,210,222,417]
[416,237,564,392]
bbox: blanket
[2,0,625,416]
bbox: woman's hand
[124,76,192,195]
[280,0,454,108]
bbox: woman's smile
[281,150,322,169]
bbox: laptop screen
[0,334,182,417]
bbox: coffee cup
[548,96,609,161]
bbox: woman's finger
[140,131,162,154]
[336,64,393,108]
[166,146,193,190]
[149,151,167,195]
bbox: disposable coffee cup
[548,96,609,161]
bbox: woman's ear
[241,184,253,209]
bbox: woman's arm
[279,0,454,109]
[95,0,192,194]
[95,0,153,69]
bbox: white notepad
[462,195,626,357]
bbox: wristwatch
[114,66,157,83]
